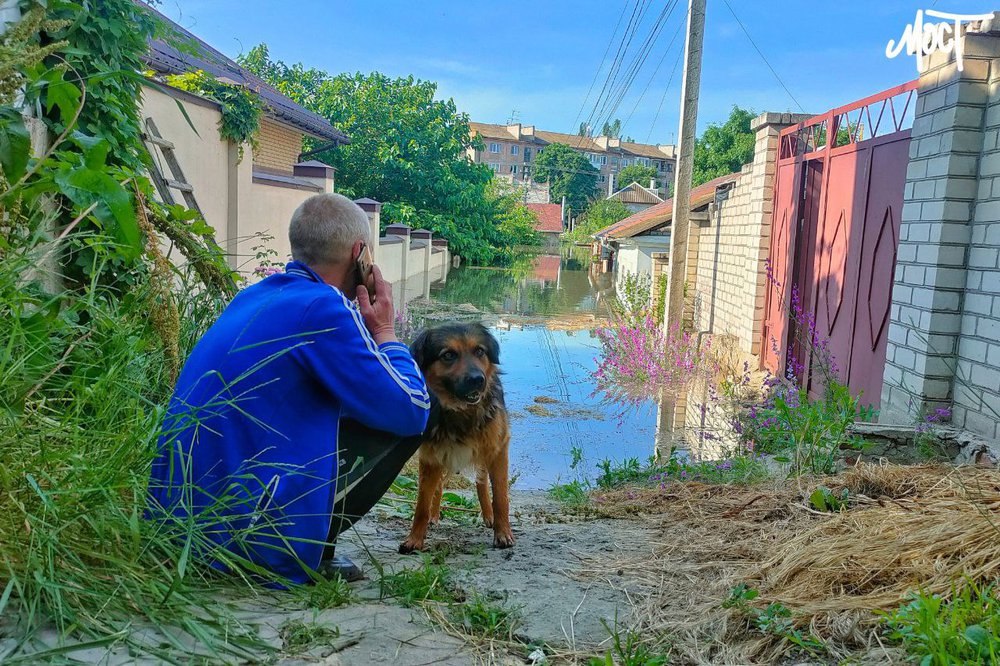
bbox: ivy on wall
[165,70,262,161]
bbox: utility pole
[664,0,706,333]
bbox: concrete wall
[141,83,334,273]
[881,18,1000,440]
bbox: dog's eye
[440,350,458,362]
[473,347,486,358]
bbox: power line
[578,0,649,147]
[645,46,684,143]
[570,1,632,137]
[592,0,668,135]
[619,3,685,136]
[721,0,805,112]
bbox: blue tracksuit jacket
[148,261,430,584]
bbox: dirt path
[311,491,654,664]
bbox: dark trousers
[323,419,422,559]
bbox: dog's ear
[476,324,500,365]
[409,329,430,369]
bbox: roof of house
[597,173,741,239]
[468,122,673,158]
[608,182,664,205]
[526,203,563,233]
[532,255,560,282]
[142,4,349,145]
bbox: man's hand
[357,264,397,345]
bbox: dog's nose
[466,373,485,390]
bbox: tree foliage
[564,198,631,243]
[693,106,756,186]
[531,142,598,214]
[617,163,658,189]
[238,44,537,264]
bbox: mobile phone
[355,243,376,299]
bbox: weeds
[548,479,590,507]
[883,580,1000,665]
[449,592,522,641]
[279,619,340,654]
[379,557,461,607]
[380,474,482,524]
[808,486,849,512]
[301,574,354,610]
[588,615,670,665]
[723,585,826,657]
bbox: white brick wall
[881,26,1000,440]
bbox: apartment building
[467,122,676,199]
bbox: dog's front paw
[492,529,515,549]
[399,537,425,554]
[482,516,494,528]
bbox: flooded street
[427,245,659,490]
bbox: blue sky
[160,1,997,143]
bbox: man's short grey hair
[289,193,371,267]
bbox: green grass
[548,479,591,507]
[0,238,292,662]
[378,557,461,607]
[279,619,340,654]
[882,580,1000,665]
[301,574,355,609]
[588,617,671,665]
[449,592,522,641]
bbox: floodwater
[426,245,659,490]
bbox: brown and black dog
[399,323,514,553]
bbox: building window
[488,162,500,172]
[611,157,619,167]
[599,175,606,183]
[665,162,674,173]
[639,157,650,167]
[510,165,518,174]
[511,145,519,155]
[524,147,532,162]
[600,155,607,165]
[489,143,501,153]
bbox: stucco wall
[241,181,310,266]
[141,84,231,247]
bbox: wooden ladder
[142,117,203,217]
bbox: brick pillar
[353,197,382,264]
[385,224,410,312]
[412,229,433,298]
[879,28,995,423]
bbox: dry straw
[578,462,1000,664]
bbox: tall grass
[0,229,282,661]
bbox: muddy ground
[0,492,652,665]
[289,491,655,664]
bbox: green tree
[693,106,757,186]
[617,163,658,189]
[532,143,599,213]
[601,118,622,139]
[565,198,631,242]
[239,44,535,264]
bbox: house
[596,173,739,289]
[467,122,676,201]
[139,4,349,268]
[607,181,664,213]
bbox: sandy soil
[0,493,652,665]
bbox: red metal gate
[761,81,918,407]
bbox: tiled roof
[142,4,349,145]
[526,203,563,233]
[608,182,663,205]
[597,173,740,239]
[620,141,673,159]
[468,121,673,157]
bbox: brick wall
[253,120,305,173]
[880,22,1000,440]
[678,113,810,455]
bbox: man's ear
[351,239,364,264]
[409,330,430,369]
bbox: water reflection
[403,244,660,489]
[430,245,616,319]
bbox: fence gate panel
[762,81,917,408]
